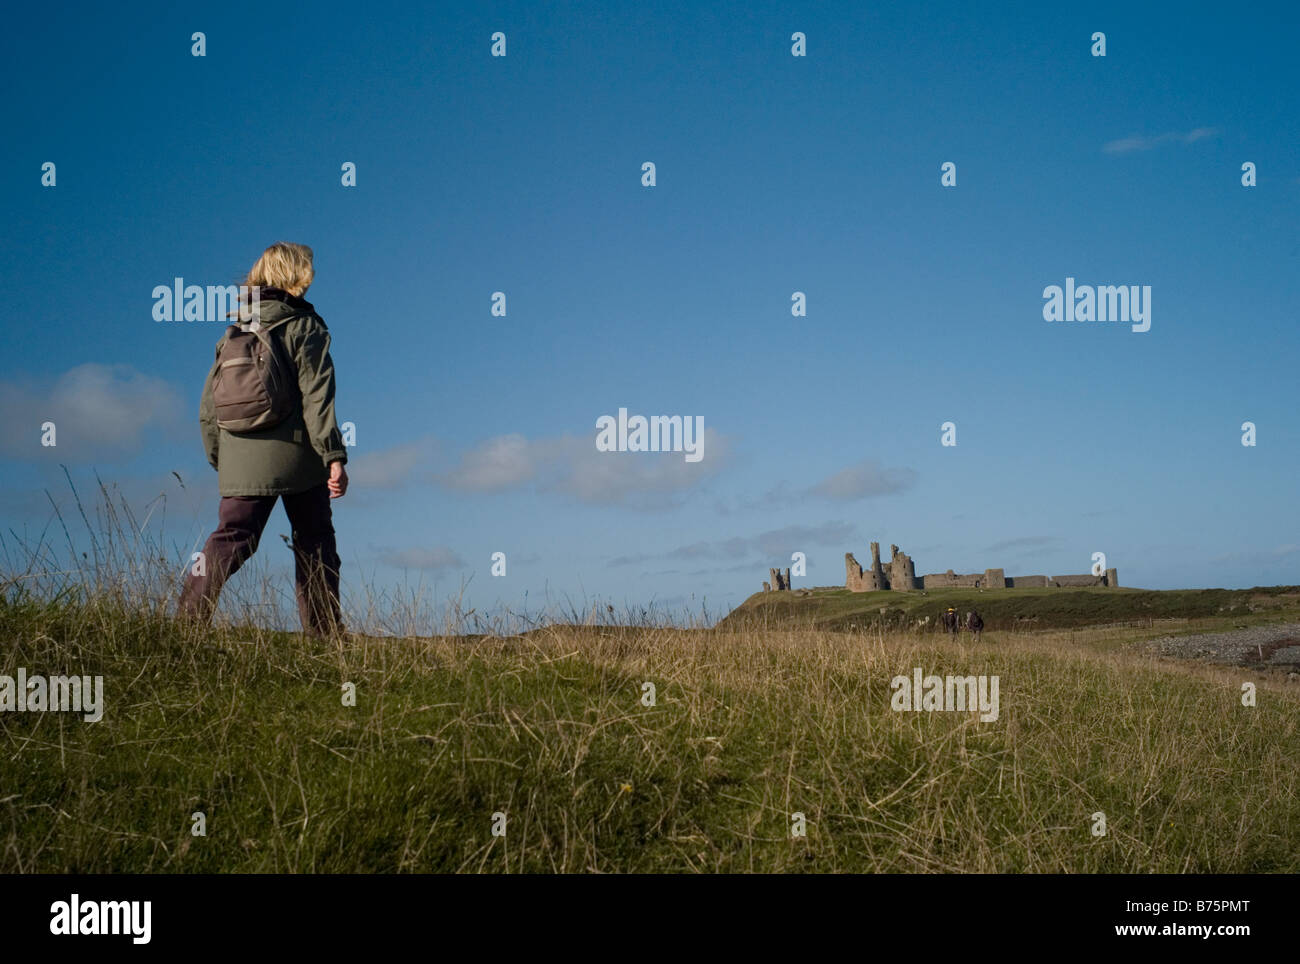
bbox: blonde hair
[245,242,315,296]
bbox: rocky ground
[1139,622,1300,673]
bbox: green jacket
[198,290,348,496]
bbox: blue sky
[2,1,1298,627]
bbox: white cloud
[0,364,185,460]
[754,521,857,556]
[438,433,537,491]
[347,436,437,489]
[984,535,1063,554]
[807,460,917,501]
[436,429,731,508]
[608,521,857,567]
[1103,127,1219,154]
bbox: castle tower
[889,545,917,591]
[870,542,886,587]
[767,567,791,590]
[845,553,863,590]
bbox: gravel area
[1140,622,1300,669]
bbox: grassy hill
[7,481,1298,872]
[3,593,1300,873]
[718,584,1300,633]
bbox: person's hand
[328,460,349,499]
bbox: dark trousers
[178,483,342,636]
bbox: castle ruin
[761,541,1118,592]
[843,541,1118,591]
[763,567,791,592]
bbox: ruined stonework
[764,567,792,592]
[837,541,1118,592]
[843,543,920,591]
[1049,574,1104,588]
[888,544,918,591]
[1006,575,1048,588]
[922,567,1006,589]
[766,541,1119,593]
[845,541,888,591]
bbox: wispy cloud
[1208,544,1300,566]
[347,436,438,489]
[984,535,1063,554]
[438,433,535,491]
[753,522,857,556]
[1103,127,1218,154]
[807,460,918,501]
[609,521,856,568]
[721,459,917,513]
[0,364,185,461]
[435,430,731,509]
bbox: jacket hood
[242,286,319,326]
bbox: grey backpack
[211,319,299,432]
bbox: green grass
[3,596,1299,873]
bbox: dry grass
[3,477,1297,872]
[2,605,1297,873]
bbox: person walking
[178,242,349,637]
[966,610,985,642]
[942,608,959,636]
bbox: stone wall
[917,567,1006,589]
[1005,575,1047,588]
[845,546,886,591]
[920,569,983,589]
[775,541,1121,594]
[836,541,1120,593]
[845,553,869,591]
[1005,572,1120,588]
[1051,574,1106,588]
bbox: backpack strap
[214,324,240,364]
[252,316,302,395]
